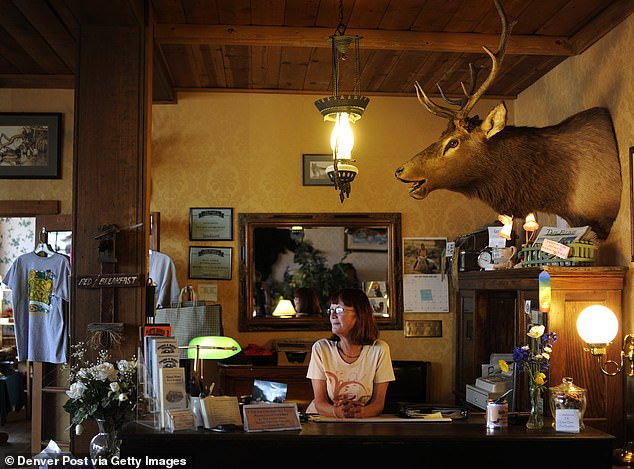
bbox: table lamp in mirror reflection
[182,336,241,397]
[272,297,296,318]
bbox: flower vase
[89,419,121,463]
[526,385,544,430]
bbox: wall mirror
[238,212,403,331]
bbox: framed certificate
[188,246,232,280]
[189,207,233,241]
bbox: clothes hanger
[34,226,56,257]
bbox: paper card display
[555,409,581,433]
[150,336,179,400]
[199,395,243,429]
[243,403,301,432]
[158,367,187,429]
[165,408,195,432]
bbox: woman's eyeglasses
[328,306,353,316]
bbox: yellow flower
[534,372,546,385]
[499,360,509,373]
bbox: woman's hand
[334,398,364,418]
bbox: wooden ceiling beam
[568,0,634,54]
[0,74,75,88]
[155,24,572,57]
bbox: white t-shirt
[4,252,70,363]
[306,338,395,413]
[149,250,180,308]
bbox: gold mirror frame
[238,212,403,331]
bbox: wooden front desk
[217,363,313,409]
[121,417,615,468]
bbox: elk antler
[416,0,516,120]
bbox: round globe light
[576,305,619,345]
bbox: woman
[306,288,394,418]
[293,287,322,317]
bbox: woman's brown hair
[328,288,378,344]
[294,287,322,316]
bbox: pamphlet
[533,226,592,244]
[158,367,187,429]
[199,395,243,429]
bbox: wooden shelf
[455,266,627,445]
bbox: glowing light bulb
[523,213,539,232]
[330,112,354,160]
[577,305,618,345]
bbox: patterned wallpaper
[151,93,502,402]
[0,217,35,278]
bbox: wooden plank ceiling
[0,0,632,104]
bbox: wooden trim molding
[0,200,60,216]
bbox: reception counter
[120,415,615,468]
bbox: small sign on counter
[243,403,301,432]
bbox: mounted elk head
[395,0,621,239]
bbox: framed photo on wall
[188,246,232,280]
[189,207,233,241]
[302,154,334,186]
[345,228,388,252]
[0,113,62,179]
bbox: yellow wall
[2,11,632,405]
[151,92,508,402]
[515,13,634,335]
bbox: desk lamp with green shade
[185,336,241,396]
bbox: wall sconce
[272,297,296,318]
[314,0,369,203]
[182,336,241,396]
[577,305,633,375]
[522,213,539,244]
[497,214,513,240]
[576,304,634,464]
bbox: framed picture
[0,113,62,179]
[189,246,232,280]
[345,228,388,252]
[302,154,334,186]
[189,207,233,241]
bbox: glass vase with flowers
[501,325,557,430]
[63,343,138,461]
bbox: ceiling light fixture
[314,0,369,203]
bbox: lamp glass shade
[523,213,539,232]
[187,336,241,360]
[497,214,513,225]
[576,305,619,345]
[272,298,296,317]
[330,112,354,161]
[499,222,513,240]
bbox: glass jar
[549,377,587,430]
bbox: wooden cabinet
[456,266,626,442]
[217,364,313,410]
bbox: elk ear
[481,102,507,139]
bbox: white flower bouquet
[63,343,138,435]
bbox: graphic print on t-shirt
[326,371,371,403]
[28,268,55,315]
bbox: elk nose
[395,167,403,178]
